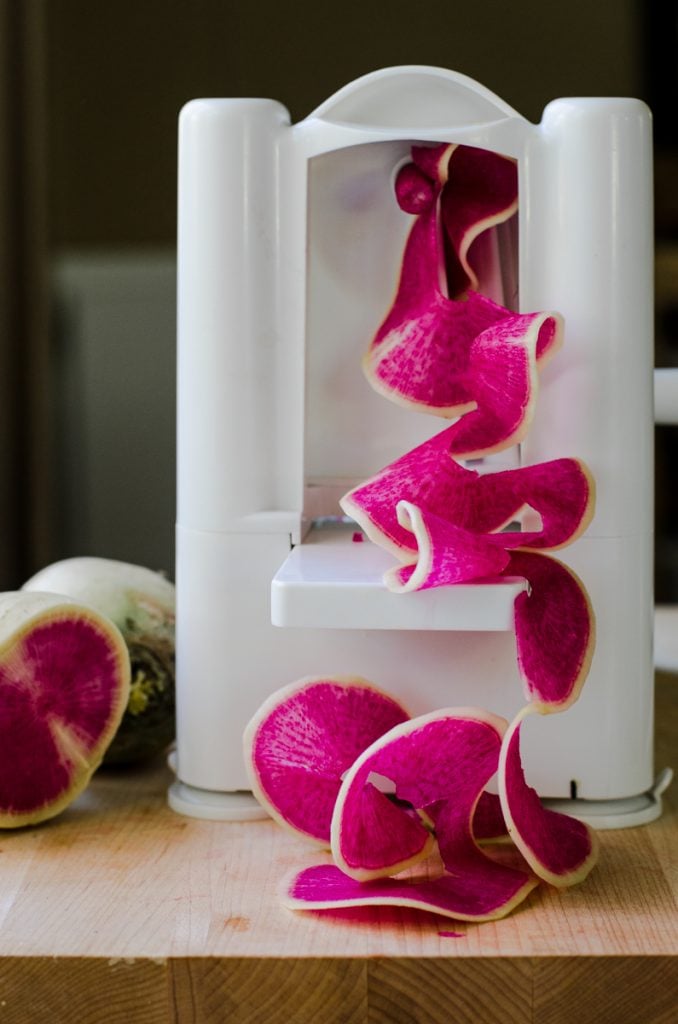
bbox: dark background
[7,0,678,593]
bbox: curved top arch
[307,66,524,131]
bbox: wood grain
[533,957,678,1024]
[0,958,168,1024]
[169,959,367,1024]
[0,677,674,1022]
[367,958,533,1024]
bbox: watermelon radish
[340,431,593,564]
[509,551,595,712]
[243,676,410,845]
[383,501,509,593]
[283,860,538,923]
[498,705,599,886]
[330,708,509,881]
[0,592,130,827]
[23,558,175,764]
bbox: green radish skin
[22,558,175,764]
[0,591,130,827]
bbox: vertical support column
[520,99,654,797]
[177,98,291,529]
[174,100,293,809]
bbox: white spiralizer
[170,66,667,827]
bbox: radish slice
[509,551,595,711]
[243,676,409,845]
[383,501,510,593]
[445,310,563,459]
[363,205,508,417]
[340,436,594,563]
[480,458,595,551]
[331,708,507,881]
[284,861,538,923]
[498,706,599,886]
[0,592,130,828]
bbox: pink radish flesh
[499,708,598,886]
[0,610,129,827]
[509,551,595,711]
[244,677,409,844]
[364,205,510,417]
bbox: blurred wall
[46,0,642,248]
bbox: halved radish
[23,557,175,765]
[243,676,409,845]
[0,592,130,828]
[509,551,596,712]
[498,706,598,886]
[330,708,507,881]
[283,861,538,923]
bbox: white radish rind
[243,676,410,846]
[0,592,130,828]
[498,705,599,888]
[22,557,175,636]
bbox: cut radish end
[0,592,130,828]
[331,708,507,881]
[509,551,595,712]
[395,163,437,214]
[384,501,509,593]
[498,706,599,887]
[445,310,563,459]
[284,862,538,923]
[243,677,409,846]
